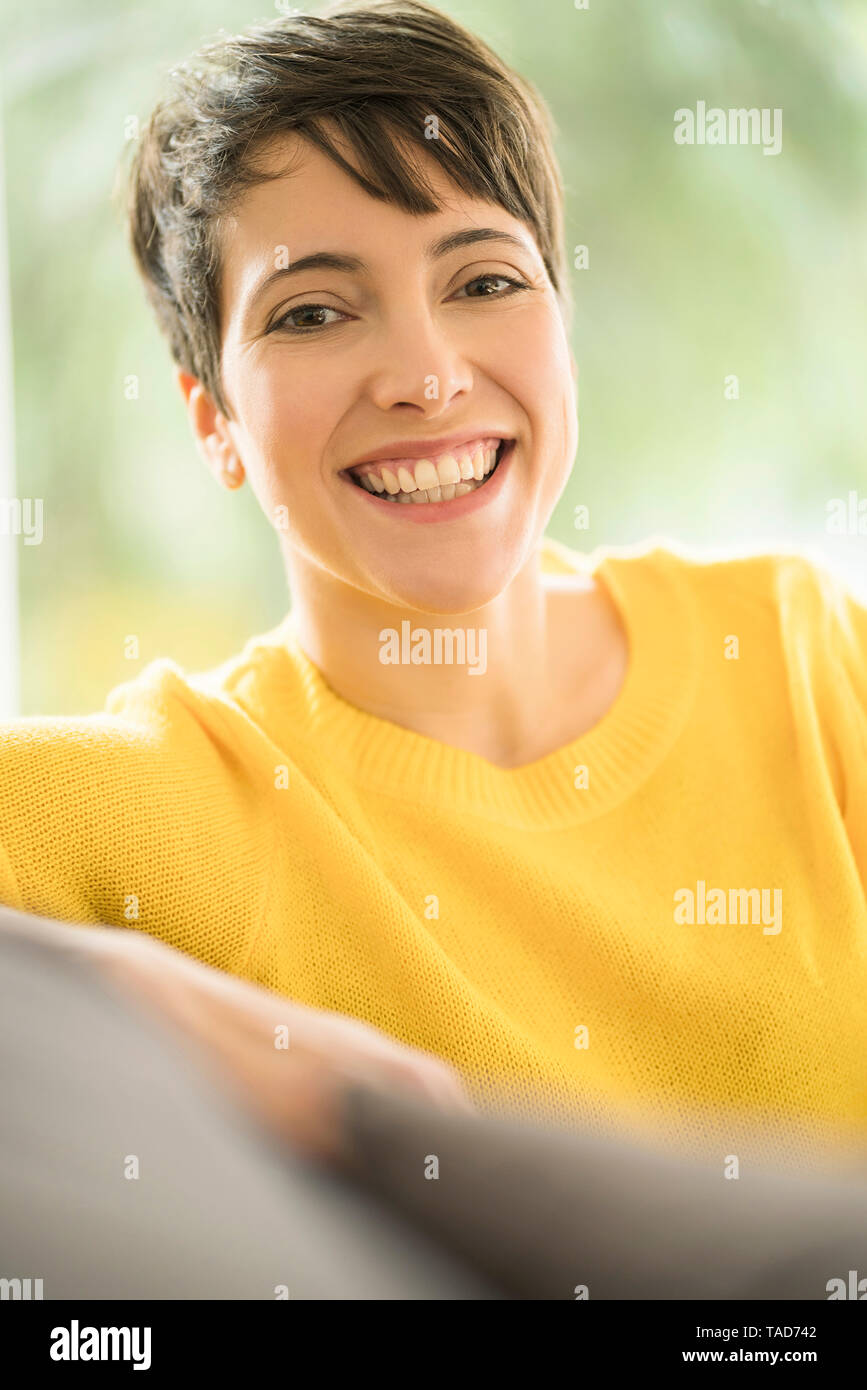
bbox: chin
[376,555,520,616]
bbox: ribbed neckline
[243,538,701,831]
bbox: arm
[0,903,474,1158]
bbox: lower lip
[340,441,515,524]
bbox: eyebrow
[245,227,532,317]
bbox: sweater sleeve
[801,560,867,890]
[823,567,867,887]
[0,711,152,923]
[0,663,275,972]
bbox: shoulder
[0,609,303,808]
[639,542,866,679]
[1,646,275,782]
[0,644,285,933]
[541,533,867,705]
[544,534,863,635]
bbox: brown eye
[456,273,530,299]
[268,304,347,334]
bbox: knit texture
[2,537,866,1173]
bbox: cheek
[492,305,577,464]
[234,359,335,502]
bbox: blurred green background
[2,0,866,714]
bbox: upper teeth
[351,440,501,502]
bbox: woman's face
[216,131,577,614]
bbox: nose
[363,309,475,415]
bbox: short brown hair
[124,0,571,419]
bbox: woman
[1,0,865,1175]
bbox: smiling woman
[1,0,867,1193]
[171,115,578,624]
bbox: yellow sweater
[2,538,866,1171]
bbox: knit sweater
[2,537,866,1172]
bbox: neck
[283,545,577,766]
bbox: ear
[176,369,244,489]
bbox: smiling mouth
[343,437,511,504]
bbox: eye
[267,303,348,335]
[453,272,531,300]
[266,272,531,336]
